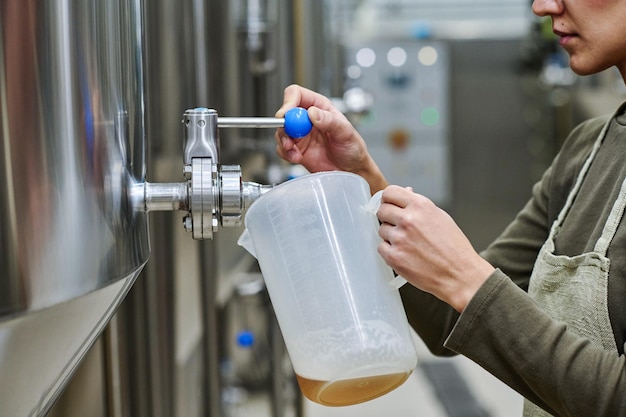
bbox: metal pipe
[132,179,271,218]
[199,239,222,417]
[242,181,273,210]
[145,182,189,212]
[218,116,284,128]
[132,182,189,212]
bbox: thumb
[307,106,325,126]
[308,106,352,139]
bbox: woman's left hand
[377,185,495,312]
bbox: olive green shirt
[400,102,626,416]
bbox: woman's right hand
[275,84,388,194]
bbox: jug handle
[366,191,408,289]
[389,275,408,289]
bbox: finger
[275,84,334,117]
[377,202,405,227]
[274,130,303,163]
[377,240,395,268]
[378,222,395,244]
[275,143,301,164]
[381,185,412,208]
[275,85,304,117]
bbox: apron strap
[595,175,626,255]
[548,116,614,243]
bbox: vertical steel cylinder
[0,1,150,415]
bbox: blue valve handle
[283,107,313,139]
[217,107,312,139]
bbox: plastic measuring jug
[238,172,417,407]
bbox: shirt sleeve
[444,270,626,416]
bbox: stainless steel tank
[0,1,150,415]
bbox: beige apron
[525,118,620,417]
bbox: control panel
[344,40,450,205]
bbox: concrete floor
[228,334,523,417]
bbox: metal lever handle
[217,117,284,128]
[218,107,312,139]
[136,107,293,240]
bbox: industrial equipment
[0,2,150,415]
[140,107,311,240]
[0,1,307,415]
[0,86,304,415]
[344,40,451,205]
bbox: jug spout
[237,229,257,258]
[237,182,272,257]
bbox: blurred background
[1,0,625,416]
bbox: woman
[274,0,626,416]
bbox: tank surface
[0,0,150,415]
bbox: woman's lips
[554,29,576,46]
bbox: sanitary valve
[136,107,312,240]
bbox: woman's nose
[532,0,564,16]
